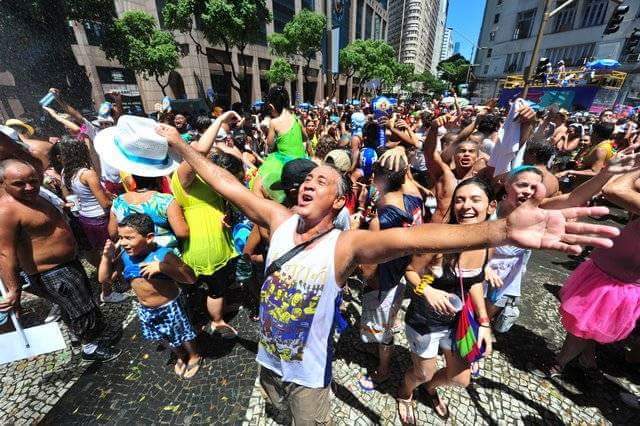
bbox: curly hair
[314,135,339,160]
[476,114,502,135]
[57,136,92,191]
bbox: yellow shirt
[170,173,236,275]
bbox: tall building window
[494,13,500,24]
[273,0,295,33]
[365,5,373,39]
[620,37,640,61]
[373,14,382,40]
[155,0,167,29]
[581,0,608,28]
[489,31,496,41]
[504,54,512,72]
[544,43,595,66]
[513,8,536,40]
[483,64,489,74]
[503,52,526,73]
[83,21,107,46]
[256,23,268,46]
[302,0,315,11]
[356,0,363,39]
[486,48,492,58]
[552,0,576,32]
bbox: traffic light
[628,27,640,50]
[603,5,629,35]
[535,57,550,81]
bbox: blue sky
[446,0,487,61]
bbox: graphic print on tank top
[260,266,325,361]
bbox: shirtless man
[0,159,120,362]
[426,105,537,223]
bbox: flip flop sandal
[208,323,239,339]
[396,397,417,425]
[424,388,449,420]
[530,363,563,379]
[174,359,186,377]
[182,359,201,379]
[357,371,390,392]
[471,361,481,378]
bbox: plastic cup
[448,294,464,312]
[39,92,56,107]
[65,195,80,214]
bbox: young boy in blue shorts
[98,213,201,378]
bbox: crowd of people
[1,85,640,424]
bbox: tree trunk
[155,74,168,96]
[239,46,249,107]
[223,41,244,105]
[302,56,312,102]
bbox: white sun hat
[94,115,180,177]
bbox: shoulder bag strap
[264,228,334,278]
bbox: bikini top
[121,245,172,282]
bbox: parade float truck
[497,66,627,114]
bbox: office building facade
[473,0,640,104]
[388,0,444,74]
[438,27,454,63]
[1,0,388,120]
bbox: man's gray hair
[0,158,32,183]
[336,174,351,198]
[324,163,351,198]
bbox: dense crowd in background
[2,85,640,424]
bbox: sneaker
[100,292,128,303]
[620,392,640,409]
[45,304,61,323]
[81,345,122,362]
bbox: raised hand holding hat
[94,115,180,177]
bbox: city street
[1,210,638,425]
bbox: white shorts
[405,324,453,359]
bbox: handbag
[493,298,520,333]
[264,227,334,278]
[454,266,485,363]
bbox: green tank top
[275,119,306,158]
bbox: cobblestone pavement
[0,260,135,425]
[2,213,640,425]
[245,214,640,425]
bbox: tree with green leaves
[162,0,272,104]
[266,58,296,86]
[389,62,416,92]
[437,53,470,87]
[418,70,450,96]
[102,11,180,96]
[338,39,396,97]
[268,9,326,100]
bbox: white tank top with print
[257,214,342,388]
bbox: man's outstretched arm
[156,124,291,230]
[338,183,619,277]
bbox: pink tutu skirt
[560,259,640,344]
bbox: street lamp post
[521,0,624,98]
